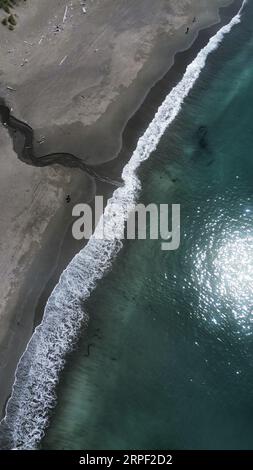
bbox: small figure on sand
[66,195,71,203]
[193,17,197,23]
[185,27,190,35]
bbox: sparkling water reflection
[189,193,253,335]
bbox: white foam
[0,0,246,449]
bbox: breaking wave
[0,0,246,449]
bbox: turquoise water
[43,2,253,450]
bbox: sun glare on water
[190,199,253,335]
[213,232,253,328]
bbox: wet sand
[0,0,237,418]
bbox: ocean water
[41,0,253,450]
[0,0,249,450]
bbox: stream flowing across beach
[0,0,250,450]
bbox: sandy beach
[0,0,236,419]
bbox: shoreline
[0,0,241,429]
[98,0,242,181]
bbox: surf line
[0,0,246,450]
